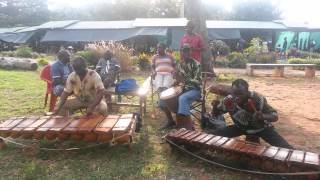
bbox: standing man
[53,57,107,116]
[212,79,292,149]
[159,44,201,130]
[151,43,175,92]
[180,20,206,64]
[51,50,73,96]
[95,50,120,88]
[281,37,288,60]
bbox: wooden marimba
[0,114,137,145]
[165,129,320,179]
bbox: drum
[159,86,183,112]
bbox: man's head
[185,20,195,35]
[231,79,249,105]
[72,57,87,77]
[104,49,113,60]
[57,50,70,64]
[182,43,191,61]
[157,43,166,55]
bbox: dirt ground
[216,67,320,153]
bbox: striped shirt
[152,54,175,74]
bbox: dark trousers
[214,125,293,149]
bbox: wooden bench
[104,77,151,117]
[246,63,316,78]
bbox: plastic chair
[40,65,57,112]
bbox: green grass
[0,69,272,180]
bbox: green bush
[138,53,151,71]
[75,50,99,66]
[16,46,33,58]
[37,58,49,66]
[288,58,320,69]
[227,52,246,68]
[172,50,180,62]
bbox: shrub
[227,52,246,68]
[138,53,151,71]
[244,37,262,54]
[7,51,15,57]
[85,42,133,72]
[75,50,99,66]
[37,58,49,66]
[210,40,230,56]
[172,50,180,62]
[16,45,33,58]
[215,57,229,67]
[288,58,320,69]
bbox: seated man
[159,44,201,130]
[151,43,175,92]
[51,50,73,96]
[53,57,107,116]
[213,79,292,149]
[95,50,120,88]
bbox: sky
[48,0,320,24]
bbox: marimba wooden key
[165,129,320,176]
[0,114,137,145]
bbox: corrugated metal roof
[134,18,188,27]
[0,27,27,33]
[275,20,308,29]
[16,20,79,32]
[37,20,78,29]
[206,20,286,29]
[65,21,134,29]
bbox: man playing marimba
[213,79,292,149]
[159,44,201,130]
[53,57,107,116]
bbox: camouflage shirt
[177,58,201,91]
[216,91,277,131]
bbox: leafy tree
[0,0,49,27]
[231,0,281,21]
[147,0,179,18]
[185,0,214,73]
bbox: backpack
[115,79,139,94]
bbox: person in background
[51,50,73,96]
[151,43,175,92]
[95,50,120,88]
[159,44,201,130]
[238,38,246,53]
[54,57,107,116]
[310,39,316,53]
[281,37,288,59]
[212,79,292,149]
[67,46,74,55]
[180,20,206,64]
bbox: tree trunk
[0,57,38,71]
[185,0,213,73]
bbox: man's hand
[253,111,264,121]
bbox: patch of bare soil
[249,78,320,152]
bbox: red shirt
[180,33,205,63]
